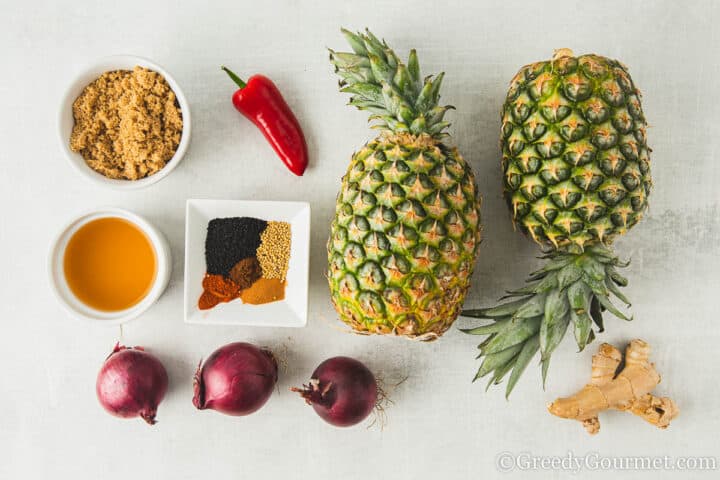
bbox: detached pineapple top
[501,49,652,251]
[330,29,453,137]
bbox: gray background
[1,0,718,478]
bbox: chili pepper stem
[221,66,247,89]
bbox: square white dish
[184,199,310,327]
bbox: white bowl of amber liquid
[48,208,171,324]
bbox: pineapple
[462,49,651,396]
[327,29,482,340]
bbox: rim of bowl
[57,55,192,190]
[47,208,172,324]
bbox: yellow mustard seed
[256,221,291,281]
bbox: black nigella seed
[205,217,268,276]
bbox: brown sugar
[69,66,183,180]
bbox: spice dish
[48,208,172,324]
[199,217,292,310]
[58,55,191,189]
[184,199,310,326]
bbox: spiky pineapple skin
[328,133,482,340]
[501,53,652,250]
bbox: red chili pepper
[222,66,308,176]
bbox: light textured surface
[1,1,719,478]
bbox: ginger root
[548,339,678,434]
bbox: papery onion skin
[193,342,278,416]
[292,356,377,427]
[96,344,169,425]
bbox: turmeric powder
[240,278,286,305]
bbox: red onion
[292,356,378,427]
[96,343,169,425]
[193,342,278,416]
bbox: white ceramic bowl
[48,208,172,324]
[184,199,310,327]
[58,55,191,189]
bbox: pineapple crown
[329,28,453,137]
[462,244,631,398]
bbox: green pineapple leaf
[478,344,524,378]
[459,317,512,335]
[461,247,632,397]
[330,28,452,137]
[506,334,540,398]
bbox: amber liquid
[63,217,157,312]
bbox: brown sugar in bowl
[58,55,191,190]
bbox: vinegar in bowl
[63,217,157,312]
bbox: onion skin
[292,356,377,427]
[96,344,169,425]
[193,342,278,416]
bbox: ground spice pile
[69,66,183,180]
[229,257,262,289]
[199,217,291,310]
